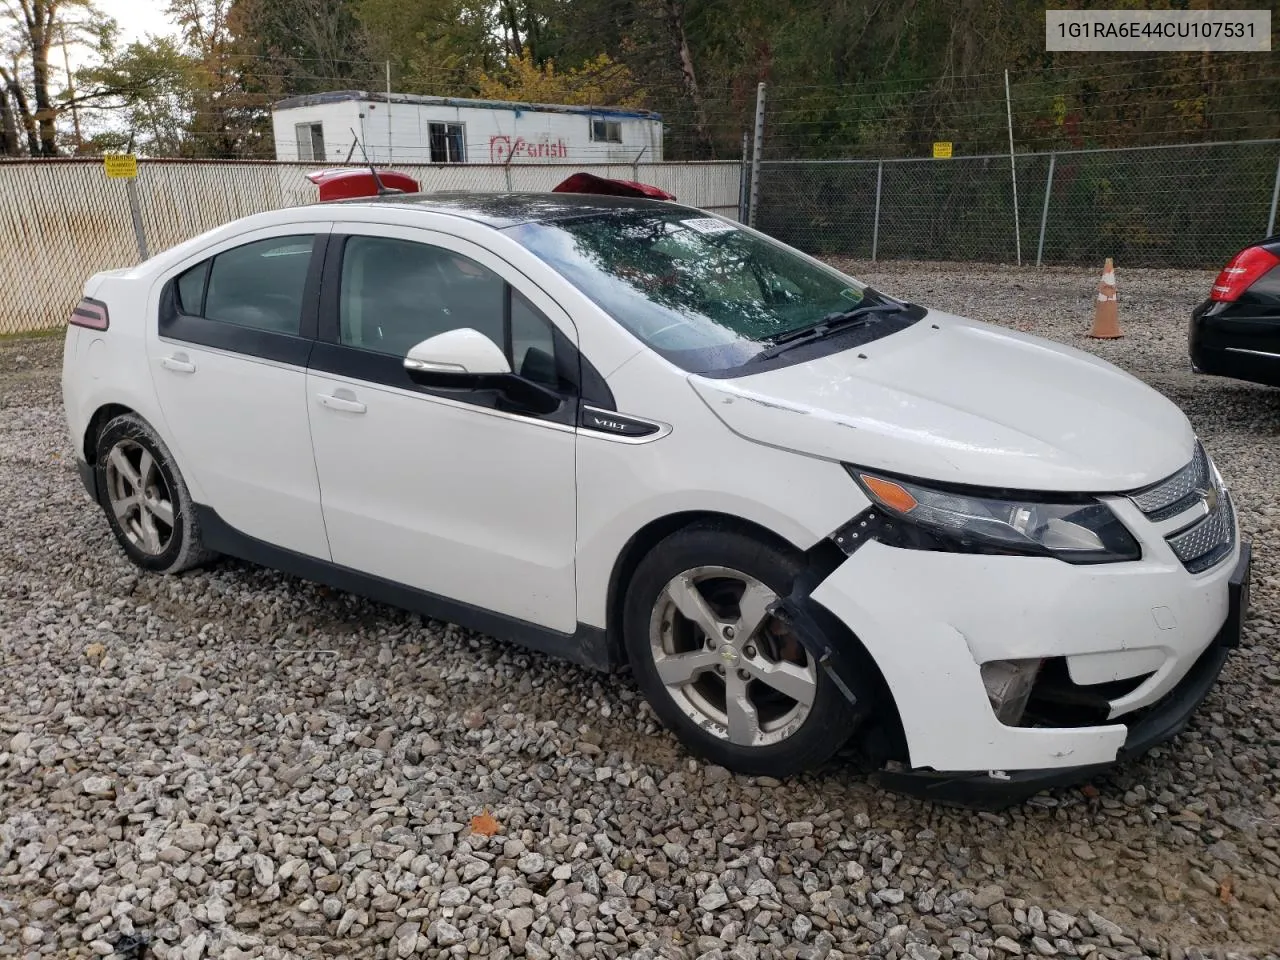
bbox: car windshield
[506,209,910,374]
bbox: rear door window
[182,236,316,335]
[161,232,323,366]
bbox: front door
[305,226,579,632]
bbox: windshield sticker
[839,287,863,302]
[681,217,737,235]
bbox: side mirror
[403,327,562,417]
[404,328,511,377]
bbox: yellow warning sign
[104,154,138,179]
[932,141,953,159]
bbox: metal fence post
[748,82,766,227]
[126,178,148,261]
[738,132,749,222]
[1004,69,1022,266]
[632,146,647,182]
[871,160,883,261]
[1268,153,1280,236]
[1036,152,1056,267]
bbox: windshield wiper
[752,302,907,362]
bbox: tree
[166,0,270,157]
[77,36,199,156]
[230,0,377,95]
[356,0,493,97]
[475,48,645,107]
[0,0,115,155]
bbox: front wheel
[623,524,861,777]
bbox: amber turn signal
[859,474,919,514]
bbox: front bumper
[806,514,1249,805]
[875,543,1247,808]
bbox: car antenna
[348,126,397,196]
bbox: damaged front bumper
[775,532,1250,810]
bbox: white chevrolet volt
[60,185,1251,805]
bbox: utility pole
[61,25,83,154]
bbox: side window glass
[200,235,314,334]
[510,291,560,388]
[340,236,505,358]
[175,261,208,315]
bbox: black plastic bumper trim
[76,458,98,501]
[769,585,861,709]
[192,504,618,672]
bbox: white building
[271,91,664,166]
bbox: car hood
[689,310,1194,492]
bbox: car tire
[623,523,861,777]
[93,412,214,574]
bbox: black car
[1190,236,1280,388]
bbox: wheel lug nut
[737,669,750,681]
[715,665,725,675]
[723,626,735,640]
[744,645,756,658]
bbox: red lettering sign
[489,135,569,162]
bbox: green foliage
[3,0,1277,165]
[77,37,199,156]
[356,0,496,96]
[475,48,646,107]
[232,0,378,93]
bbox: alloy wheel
[104,439,175,556]
[648,565,818,747]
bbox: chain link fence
[0,158,742,336]
[5,142,1279,336]
[756,139,1280,270]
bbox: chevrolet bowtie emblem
[1200,484,1219,512]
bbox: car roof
[325,191,701,229]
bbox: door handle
[317,393,367,414]
[160,354,196,374]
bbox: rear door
[146,224,333,560]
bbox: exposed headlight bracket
[830,506,951,558]
[831,508,888,556]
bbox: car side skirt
[193,505,618,672]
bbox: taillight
[1209,246,1280,302]
[69,297,109,330]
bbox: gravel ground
[2,261,1279,960]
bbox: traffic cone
[1088,257,1122,338]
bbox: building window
[429,122,465,163]
[295,122,324,162]
[590,118,622,143]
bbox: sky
[65,0,177,71]
[99,0,175,44]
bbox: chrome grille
[1167,491,1236,574]
[1129,442,1212,521]
[1129,441,1236,573]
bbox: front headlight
[846,467,1141,564]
